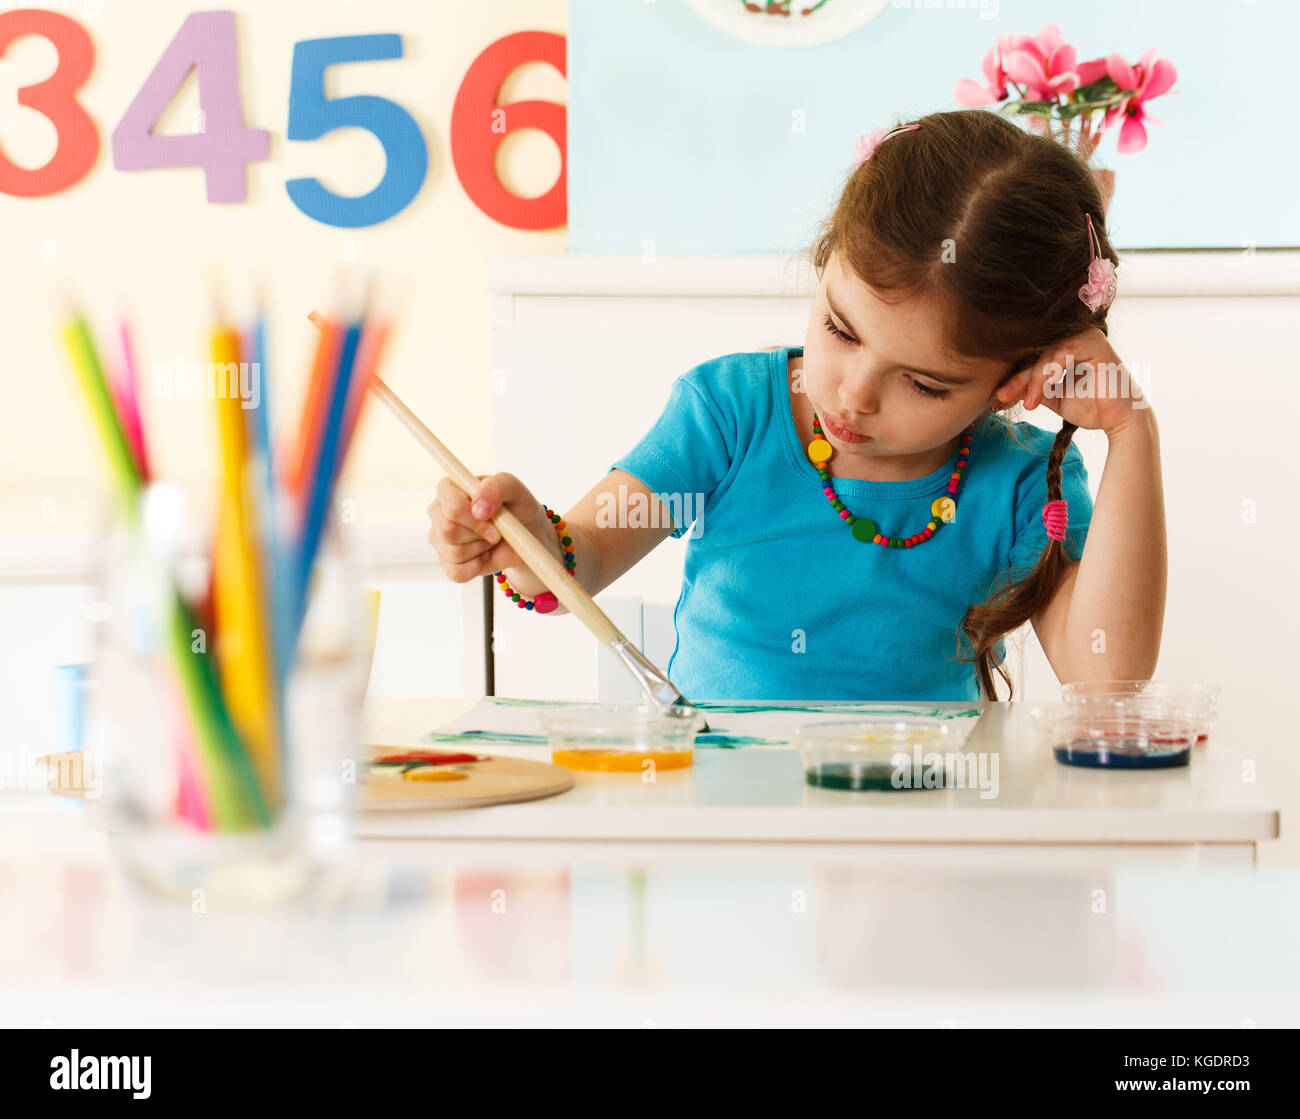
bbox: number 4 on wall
[111,10,268,203]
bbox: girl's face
[802,252,1010,460]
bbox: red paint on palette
[377,751,486,765]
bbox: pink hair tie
[852,122,920,167]
[1078,213,1116,313]
[1042,499,1069,542]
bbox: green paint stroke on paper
[424,729,772,749]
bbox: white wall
[485,253,1300,718]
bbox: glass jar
[84,483,369,905]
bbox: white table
[359,699,1279,869]
[0,698,1289,1027]
[1,828,1297,1027]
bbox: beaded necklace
[808,413,974,548]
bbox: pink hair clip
[1042,499,1069,543]
[1078,213,1116,313]
[852,123,920,167]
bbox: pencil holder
[84,482,369,905]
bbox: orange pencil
[285,315,342,495]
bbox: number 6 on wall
[286,35,429,229]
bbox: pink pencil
[162,671,212,831]
[115,321,151,481]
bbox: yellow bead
[931,497,956,523]
[807,438,833,464]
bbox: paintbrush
[305,312,705,726]
[373,376,706,726]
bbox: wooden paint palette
[361,748,575,810]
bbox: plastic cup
[1060,680,1220,743]
[539,704,705,772]
[1032,700,1200,769]
[793,719,958,791]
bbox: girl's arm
[494,468,676,614]
[1032,408,1167,682]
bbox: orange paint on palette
[551,749,693,773]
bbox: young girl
[429,109,1167,702]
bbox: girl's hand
[427,472,557,583]
[994,327,1149,437]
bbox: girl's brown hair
[806,108,1118,700]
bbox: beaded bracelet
[492,506,575,614]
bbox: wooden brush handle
[368,377,622,645]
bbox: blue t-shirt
[608,346,1092,702]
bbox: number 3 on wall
[0,9,99,197]
[286,35,429,228]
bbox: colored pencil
[286,314,343,495]
[336,319,389,480]
[293,318,361,636]
[63,298,392,834]
[61,316,142,501]
[211,325,282,811]
[116,321,150,481]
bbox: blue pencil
[293,319,361,638]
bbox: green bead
[851,518,877,543]
[561,535,572,545]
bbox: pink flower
[956,26,1111,107]
[852,123,920,167]
[1099,48,1178,153]
[1000,24,1087,101]
[955,41,1010,106]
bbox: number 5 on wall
[285,35,429,229]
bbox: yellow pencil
[211,325,282,813]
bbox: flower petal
[1049,44,1076,77]
[1142,58,1177,101]
[981,44,1002,87]
[1035,24,1065,57]
[1047,73,1081,96]
[1118,113,1148,154]
[1003,49,1047,87]
[1007,35,1045,64]
[1107,53,1138,91]
[955,79,997,107]
[1075,57,1109,85]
